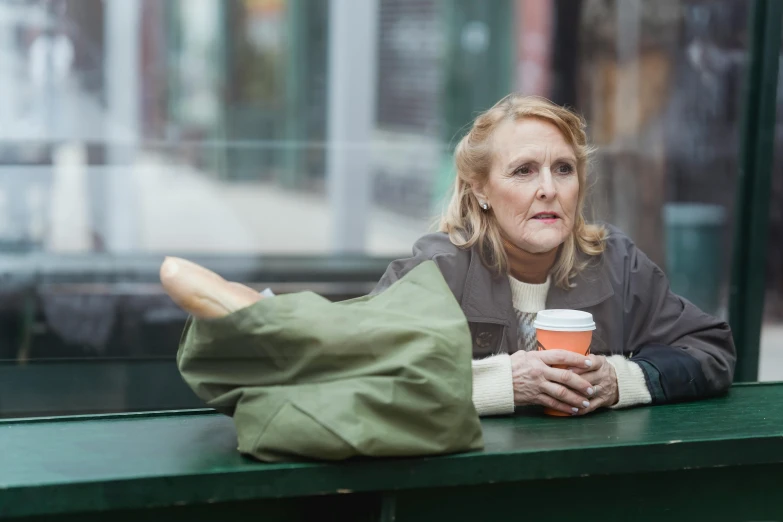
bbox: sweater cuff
[471,354,515,416]
[606,355,652,409]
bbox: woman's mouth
[532,212,560,223]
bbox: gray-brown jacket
[372,225,736,404]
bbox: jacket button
[476,331,494,349]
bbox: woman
[372,94,736,416]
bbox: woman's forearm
[605,355,652,408]
[471,354,515,416]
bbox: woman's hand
[510,350,596,415]
[568,355,620,414]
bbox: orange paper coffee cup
[533,309,595,417]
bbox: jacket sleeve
[622,241,736,404]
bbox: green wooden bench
[2,383,782,522]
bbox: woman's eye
[557,164,575,174]
[513,165,532,176]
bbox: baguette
[159,256,262,319]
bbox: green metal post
[729,0,782,382]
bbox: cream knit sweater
[470,276,652,416]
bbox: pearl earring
[482,203,489,210]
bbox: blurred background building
[0,0,781,416]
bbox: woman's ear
[470,182,489,209]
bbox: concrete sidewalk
[0,23,431,256]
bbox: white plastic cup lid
[533,309,596,332]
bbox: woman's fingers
[568,355,603,374]
[543,366,595,397]
[537,349,592,369]
[540,380,591,410]
[536,393,580,416]
[574,387,609,415]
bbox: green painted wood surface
[2,384,783,519]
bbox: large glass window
[0,0,775,418]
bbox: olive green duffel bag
[176,261,483,462]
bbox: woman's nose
[537,169,557,200]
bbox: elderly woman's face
[477,117,580,254]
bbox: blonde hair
[439,94,607,288]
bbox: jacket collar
[461,248,514,325]
[461,244,614,325]
[546,254,615,309]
